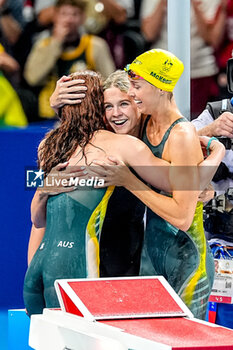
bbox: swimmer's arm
[118,134,171,192]
[28,225,45,265]
[31,189,48,228]
[121,128,202,231]
[121,132,225,193]
[31,140,48,228]
[198,136,225,191]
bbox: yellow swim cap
[127,49,184,92]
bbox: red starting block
[29,276,233,350]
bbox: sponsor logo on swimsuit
[26,169,44,188]
[150,71,172,84]
[57,241,74,248]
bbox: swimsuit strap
[142,116,188,158]
[162,117,188,145]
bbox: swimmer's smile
[112,119,128,126]
[104,87,141,135]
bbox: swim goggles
[124,64,144,80]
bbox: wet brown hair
[39,71,105,174]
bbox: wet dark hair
[39,71,105,174]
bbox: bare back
[67,130,126,167]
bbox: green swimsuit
[140,116,215,319]
[23,186,114,316]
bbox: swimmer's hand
[87,156,134,188]
[50,75,87,114]
[199,135,225,159]
[198,136,225,193]
[38,161,88,195]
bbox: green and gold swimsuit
[23,186,114,316]
[140,116,215,319]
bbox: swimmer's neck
[127,124,141,138]
[150,100,183,131]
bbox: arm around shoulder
[124,125,201,231]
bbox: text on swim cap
[150,72,172,84]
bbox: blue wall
[0,123,54,308]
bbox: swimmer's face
[104,87,141,136]
[128,77,160,115]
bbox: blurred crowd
[0,0,232,127]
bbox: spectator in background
[33,0,134,28]
[98,0,142,68]
[33,0,59,27]
[0,0,25,48]
[193,106,233,195]
[34,0,108,32]
[140,0,220,119]
[0,43,27,127]
[0,1,40,124]
[33,0,145,69]
[0,42,19,73]
[214,0,233,85]
[23,0,115,119]
[191,0,233,99]
[192,100,233,329]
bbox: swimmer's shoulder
[96,129,138,142]
[169,117,199,142]
[167,117,203,162]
